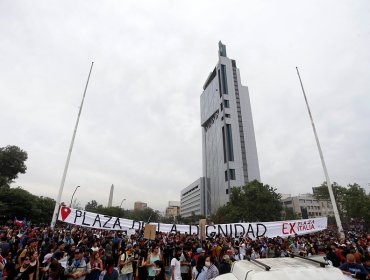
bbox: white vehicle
[214,255,347,280]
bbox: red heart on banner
[60,207,72,221]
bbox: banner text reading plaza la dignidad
[58,207,327,239]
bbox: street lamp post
[70,186,80,207]
[120,198,126,208]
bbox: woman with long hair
[99,256,118,280]
[15,256,36,280]
[87,251,103,280]
[146,246,162,280]
[48,259,63,280]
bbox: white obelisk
[108,184,114,207]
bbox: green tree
[313,182,347,205]
[342,184,369,222]
[313,182,370,223]
[84,201,160,221]
[211,180,282,223]
[127,208,160,222]
[0,186,55,224]
[85,200,103,212]
[282,206,299,220]
[0,145,56,224]
[99,207,125,218]
[0,145,28,187]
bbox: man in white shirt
[171,248,182,280]
[233,247,243,261]
[239,242,246,259]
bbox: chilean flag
[14,218,25,227]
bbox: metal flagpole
[296,67,344,239]
[50,62,94,229]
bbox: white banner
[58,206,327,239]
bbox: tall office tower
[108,184,114,207]
[201,42,260,215]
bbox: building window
[224,99,230,108]
[225,169,235,181]
[220,102,223,111]
[226,124,234,161]
[222,127,227,163]
[225,114,230,118]
[217,69,222,97]
[221,64,228,94]
[229,169,235,180]
[226,189,229,194]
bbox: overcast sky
[1,0,369,213]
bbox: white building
[165,201,181,217]
[180,177,207,217]
[201,42,260,215]
[168,201,181,207]
[281,193,334,219]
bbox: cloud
[1,0,369,213]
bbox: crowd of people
[0,224,369,280]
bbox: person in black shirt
[326,245,341,267]
[218,255,231,275]
[15,256,36,280]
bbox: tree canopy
[0,186,55,224]
[0,145,28,187]
[313,182,370,223]
[0,145,55,224]
[211,180,282,223]
[84,200,160,222]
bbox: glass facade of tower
[201,43,260,215]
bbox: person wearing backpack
[120,245,134,280]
